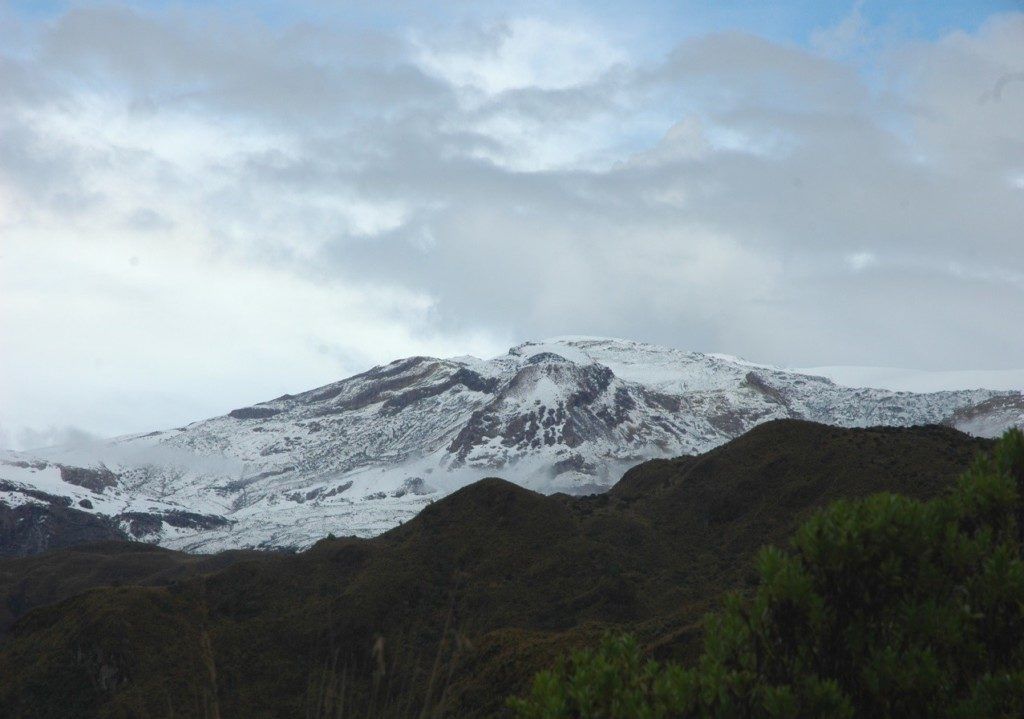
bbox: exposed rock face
[0,501,128,558]
[58,465,117,493]
[2,338,1022,552]
[118,511,231,540]
[391,477,434,498]
[228,407,282,420]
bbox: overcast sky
[1,0,1022,448]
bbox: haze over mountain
[2,338,1021,554]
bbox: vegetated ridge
[0,420,995,717]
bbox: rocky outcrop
[0,502,128,557]
[228,406,282,420]
[118,511,232,539]
[58,465,118,493]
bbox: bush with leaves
[511,428,1024,718]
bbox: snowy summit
[3,338,1023,552]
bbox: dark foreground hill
[0,420,995,718]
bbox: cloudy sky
[1,0,1022,448]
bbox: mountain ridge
[2,337,1022,553]
[0,420,998,717]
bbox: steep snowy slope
[3,337,1023,552]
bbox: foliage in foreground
[511,428,1024,718]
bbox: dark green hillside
[512,428,1024,718]
[0,420,995,717]
[0,542,257,637]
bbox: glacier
[3,337,1023,552]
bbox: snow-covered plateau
[4,337,1023,552]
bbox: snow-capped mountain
[4,337,1024,553]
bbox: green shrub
[511,428,1024,718]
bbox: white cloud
[0,219,507,440]
[412,17,626,95]
[845,252,877,272]
[0,4,1022,440]
[14,426,101,452]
